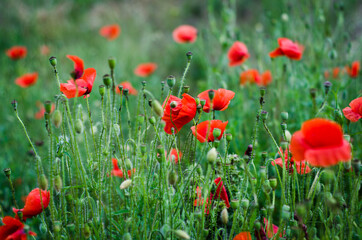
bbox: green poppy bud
[168,169,178,186]
[167,75,176,88]
[174,230,190,240]
[49,56,57,67]
[40,174,48,190]
[103,74,112,88]
[207,148,217,164]
[108,57,116,70]
[99,85,105,97]
[54,175,62,193]
[75,119,84,134]
[221,208,228,225]
[52,110,62,128]
[151,100,163,117]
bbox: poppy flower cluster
[239,69,272,86]
[272,147,311,174]
[13,188,50,220]
[324,61,360,79]
[172,25,198,43]
[116,81,138,95]
[345,61,360,78]
[290,118,351,167]
[269,38,304,60]
[0,216,36,240]
[111,158,136,179]
[6,46,27,60]
[99,24,121,40]
[343,97,362,122]
[228,41,249,67]
[60,55,97,99]
[134,63,158,77]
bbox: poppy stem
[177,54,192,98]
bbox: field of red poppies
[0,0,361,239]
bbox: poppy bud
[123,233,132,240]
[149,116,156,125]
[140,144,147,155]
[138,115,145,124]
[260,166,267,179]
[260,87,266,97]
[244,144,253,157]
[183,85,190,94]
[54,221,61,233]
[75,119,84,134]
[54,175,62,192]
[125,158,133,170]
[261,111,268,121]
[241,199,249,209]
[40,174,48,190]
[49,56,57,67]
[108,57,116,70]
[3,168,11,177]
[323,81,332,95]
[321,169,334,184]
[170,101,178,109]
[44,101,52,114]
[200,99,206,107]
[213,128,221,138]
[120,179,132,189]
[40,223,47,234]
[83,223,91,238]
[152,100,163,117]
[114,123,120,136]
[123,88,129,96]
[99,85,105,97]
[186,51,193,61]
[174,230,190,240]
[225,133,233,142]
[207,147,217,164]
[262,180,272,194]
[230,199,239,209]
[285,130,291,142]
[309,88,317,98]
[269,178,277,190]
[168,169,178,185]
[103,74,112,88]
[167,75,176,88]
[221,208,228,225]
[52,110,62,128]
[11,99,18,111]
[281,112,288,122]
[281,205,290,220]
[254,221,262,230]
[208,90,215,101]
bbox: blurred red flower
[211,177,230,208]
[134,63,157,77]
[116,81,138,95]
[111,158,124,178]
[99,24,121,40]
[272,147,311,174]
[60,68,97,98]
[15,73,38,88]
[290,118,351,167]
[228,41,249,67]
[67,55,84,79]
[13,188,50,220]
[264,218,283,238]
[197,88,235,113]
[40,45,50,56]
[345,61,360,78]
[0,216,36,240]
[269,38,303,60]
[172,25,197,43]
[191,120,228,143]
[240,69,272,86]
[35,102,55,119]
[6,46,27,60]
[343,97,362,122]
[324,67,341,79]
[233,232,252,240]
[162,94,197,134]
[168,148,182,164]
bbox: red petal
[67,55,84,79]
[172,25,197,43]
[343,107,361,122]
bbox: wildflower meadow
[0,0,361,239]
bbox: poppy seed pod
[170,101,178,109]
[152,100,163,117]
[174,230,190,240]
[183,85,190,94]
[260,87,266,97]
[75,119,84,134]
[99,85,105,97]
[120,179,132,189]
[44,101,52,114]
[40,174,48,190]
[3,168,11,177]
[123,88,129,96]
[225,133,233,142]
[241,199,249,209]
[195,97,200,106]
[323,81,332,95]
[49,56,57,67]
[221,208,228,225]
[200,99,206,107]
[213,128,221,138]
[259,166,267,179]
[108,57,116,70]
[208,89,215,101]
[280,141,288,151]
[309,88,317,98]
[167,75,176,88]
[207,147,217,164]
[103,74,112,88]
[186,51,193,61]
[262,180,272,194]
[230,199,239,209]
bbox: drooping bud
[99,85,105,97]
[221,208,228,225]
[207,148,217,164]
[208,90,215,101]
[54,175,62,193]
[39,174,48,190]
[108,57,116,70]
[152,100,163,117]
[149,116,156,125]
[174,230,190,240]
[75,119,84,134]
[125,158,133,170]
[44,101,52,114]
[52,110,62,128]
[269,178,277,190]
[49,56,57,67]
[83,223,91,239]
[168,169,178,186]
[120,179,132,190]
[167,75,176,88]
[103,74,112,88]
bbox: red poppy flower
[345,61,360,78]
[197,89,235,113]
[228,41,249,67]
[272,147,311,174]
[258,70,273,86]
[233,232,252,240]
[127,168,136,178]
[211,177,230,208]
[6,46,27,60]
[324,67,341,79]
[269,38,303,60]
[40,45,50,56]
[67,55,84,79]
[99,24,121,40]
[193,186,212,214]
[343,97,362,122]
[111,158,124,178]
[167,148,182,164]
[134,63,158,77]
[240,69,260,85]
[13,188,50,220]
[35,102,55,119]
[264,218,283,238]
[162,94,197,134]
[116,81,138,95]
[172,25,197,43]
[15,73,38,88]
[60,68,97,99]
[0,216,36,240]
[290,118,351,167]
[191,120,228,143]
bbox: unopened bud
[54,175,62,192]
[149,116,156,125]
[270,178,277,190]
[75,119,84,134]
[167,75,176,88]
[3,168,11,177]
[285,130,291,142]
[168,169,178,186]
[49,56,57,67]
[261,111,268,121]
[125,158,133,170]
[174,230,190,240]
[221,208,228,225]
[108,57,116,70]
[151,100,163,117]
[120,179,132,189]
[11,100,18,111]
[44,101,52,114]
[208,90,215,101]
[213,128,221,138]
[103,74,112,87]
[207,148,217,164]
[40,174,48,190]
[99,85,105,97]
[83,223,91,239]
[52,110,62,128]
